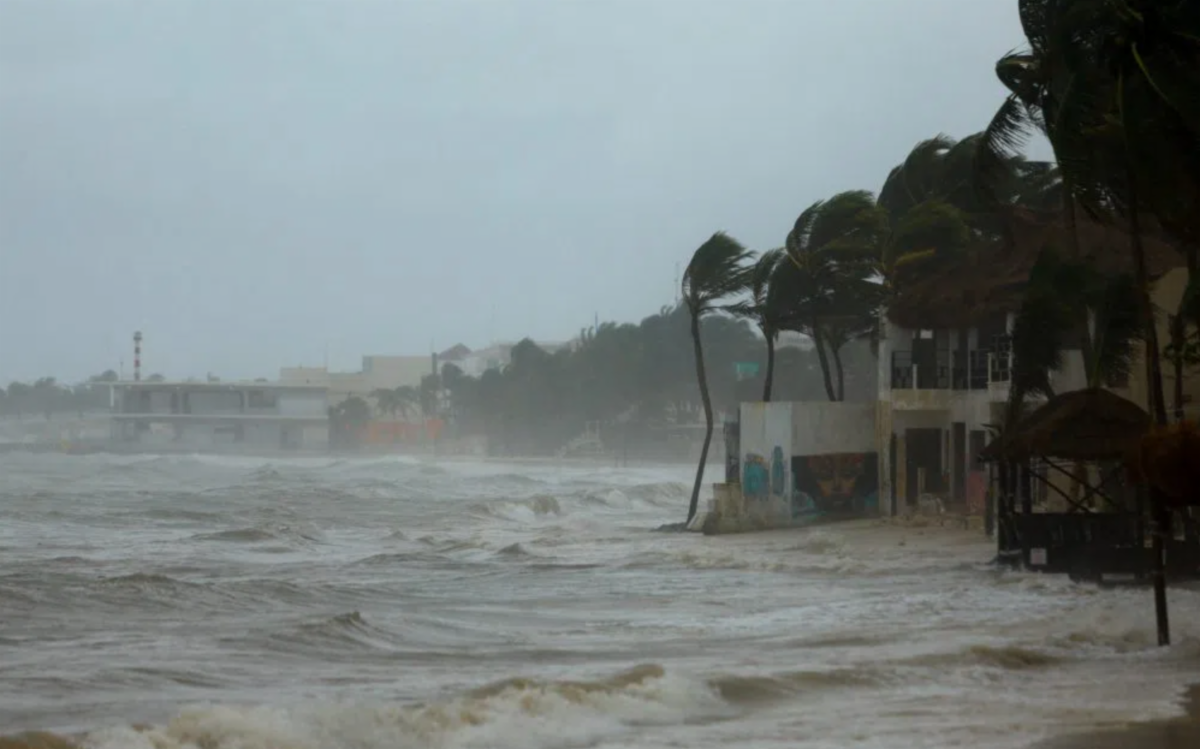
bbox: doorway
[905,427,944,502]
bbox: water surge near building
[1,452,1197,748]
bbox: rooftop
[113,380,328,392]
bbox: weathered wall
[738,402,793,506]
[278,391,327,417]
[703,402,880,533]
[789,401,875,454]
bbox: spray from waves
[10,664,890,749]
[62,664,743,749]
[577,482,688,510]
[470,495,562,521]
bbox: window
[248,390,277,409]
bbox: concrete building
[875,216,1192,516]
[280,355,433,407]
[110,380,329,451]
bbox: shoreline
[1033,685,1200,748]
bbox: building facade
[110,381,330,451]
[875,266,1198,515]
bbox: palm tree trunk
[1128,169,1171,648]
[810,325,837,401]
[762,334,776,402]
[686,312,713,525]
[831,342,846,402]
[1170,313,1185,421]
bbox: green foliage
[329,396,372,450]
[681,232,755,317]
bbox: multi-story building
[875,219,1192,515]
[110,380,330,451]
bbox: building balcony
[890,350,998,390]
[889,344,1013,401]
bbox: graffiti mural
[792,452,880,515]
[742,453,770,500]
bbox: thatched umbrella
[980,388,1150,463]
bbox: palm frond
[681,232,755,315]
[975,92,1036,206]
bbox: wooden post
[1020,462,1033,568]
[1151,492,1171,646]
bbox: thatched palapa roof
[979,388,1151,462]
[888,208,1184,330]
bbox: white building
[110,380,330,451]
[875,220,1191,515]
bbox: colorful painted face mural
[792,452,879,514]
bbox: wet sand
[1034,685,1200,749]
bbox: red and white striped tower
[133,331,143,382]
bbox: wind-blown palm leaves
[980,0,1200,429]
[727,248,787,401]
[782,191,886,401]
[681,232,755,524]
[371,386,420,420]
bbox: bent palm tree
[784,191,887,400]
[729,248,786,401]
[682,232,754,525]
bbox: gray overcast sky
[1,0,1029,383]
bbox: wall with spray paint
[704,402,878,533]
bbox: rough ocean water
[1,452,1198,749]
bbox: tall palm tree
[729,248,786,401]
[784,191,887,401]
[983,0,1200,646]
[681,232,754,524]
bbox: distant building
[110,380,330,451]
[441,340,569,378]
[280,355,433,406]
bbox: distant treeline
[0,370,163,420]
[351,305,876,455]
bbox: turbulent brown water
[1,452,1198,748]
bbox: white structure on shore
[110,380,330,451]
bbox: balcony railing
[891,346,1009,391]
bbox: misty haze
[2,1,1199,748]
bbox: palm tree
[983,1,1200,646]
[681,232,754,524]
[729,248,786,401]
[371,388,402,419]
[393,385,420,420]
[784,191,887,401]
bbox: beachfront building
[110,380,330,451]
[875,210,1191,515]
